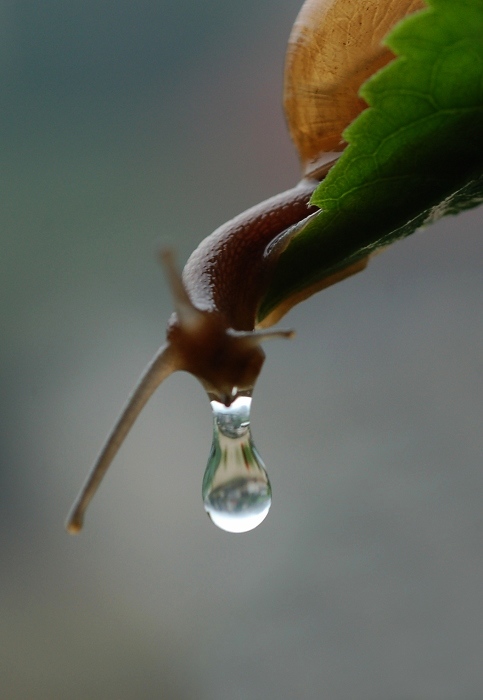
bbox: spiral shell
[284,0,425,173]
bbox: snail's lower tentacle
[66,343,180,533]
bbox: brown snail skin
[66,0,424,534]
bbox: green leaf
[259,0,483,323]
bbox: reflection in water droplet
[202,394,271,533]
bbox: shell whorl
[284,0,426,173]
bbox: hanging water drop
[202,393,271,533]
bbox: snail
[67,0,425,534]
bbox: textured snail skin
[182,179,319,331]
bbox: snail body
[67,0,423,533]
[182,178,319,331]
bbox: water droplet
[202,393,271,533]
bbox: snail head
[162,250,293,406]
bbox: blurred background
[1,1,482,698]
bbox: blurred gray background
[1,1,482,698]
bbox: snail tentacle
[66,343,180,533]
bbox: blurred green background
[1,1,482,698]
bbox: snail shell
[285,0,425,174]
